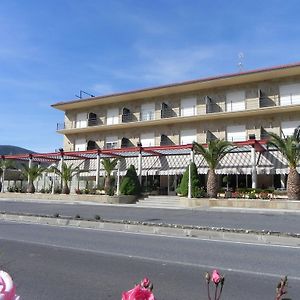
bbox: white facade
[141,103,155,121]
[281,120,300,137]
[106,135,118,149]
[74,138,86,151]
[227,125,246,142]
[180,97,197,116]
[107,108,119,125]
[140,132,155,147]
[76,113,87,128]
[226,90,245,112]
[180,129,197,144]
[279,83,300,106]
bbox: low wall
[180,198,300,210]
[0,192,137,204]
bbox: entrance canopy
[1,140,265,163]
[2,139,294,175]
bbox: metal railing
[87,118,98,126]
[122,113,133,123]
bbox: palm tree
[267,130,300,200]
[50,162,82,194]
[22,164,46,193]
[101,158,118,194]
[194,140,233,198]
[0,160,15,192]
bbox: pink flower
[211,269,221,285]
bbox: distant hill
[0,145,35,156]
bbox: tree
[267,130,300,200]
[49,162,82,194]
[22,164,46,193]
[120,165,141,195]
[178,162,201,197]
[101,158,118,194]
[194,140,233,198]
[0,160,15,192]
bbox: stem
[217,285,224,300]
[207,283,211,300]
[214,284,219,300]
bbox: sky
[1,0,300,152]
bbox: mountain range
[0,145,35,156]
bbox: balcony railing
[122,112,133,123]
[206,103,222,114]
[87,118,98,126]
[57,122,65,130]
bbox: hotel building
[52,63,300,194]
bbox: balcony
[161,102,176,118]
[122,112,134,123]
[87,117,98,126]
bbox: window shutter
[227,125,246,142]
[181,97,197,116]
[226,91,245,112]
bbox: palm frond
[101,158,118,176]
[267,131,300,168]
[194,140,233,170]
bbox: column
[116,160,120,196]
[59,151,64,188]
[190,147,195,163]
[138,151,142,184]
[188,160,192,198]
[28,155,33,185]
[52,168,56,194]
[96,150,101,188]
[1,157,5,193]
[251,147,257,189]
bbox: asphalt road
[1,199,300,233]
[0,220,299,299]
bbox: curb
[1,212,300,246]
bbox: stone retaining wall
[0,193,137,204]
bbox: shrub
[248,191,257,199]
[194,186,206,198]
[120,165,141,195]
[178,162,201,198]
[259,191,270,199]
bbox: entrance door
[168,175,177,195]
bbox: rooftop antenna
[238,52,244,72]
[75,90,95,99]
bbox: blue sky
[1,0,300,152]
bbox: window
[279,83,300,106]
[76,113,87,128]
[281,120,300,137]
[106,136,118,149]
[181,97,197,116]
[107,108,119,125]
[180,129,197,145]
[74,138,86,151]
[140,132,155,147]
[226,91,245,112]
[121,137,132,148]
[227,125,246,142]
[122,108,132,123]
[141,103,155,121]
[88,112,97,126]
[87,140,97,150]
